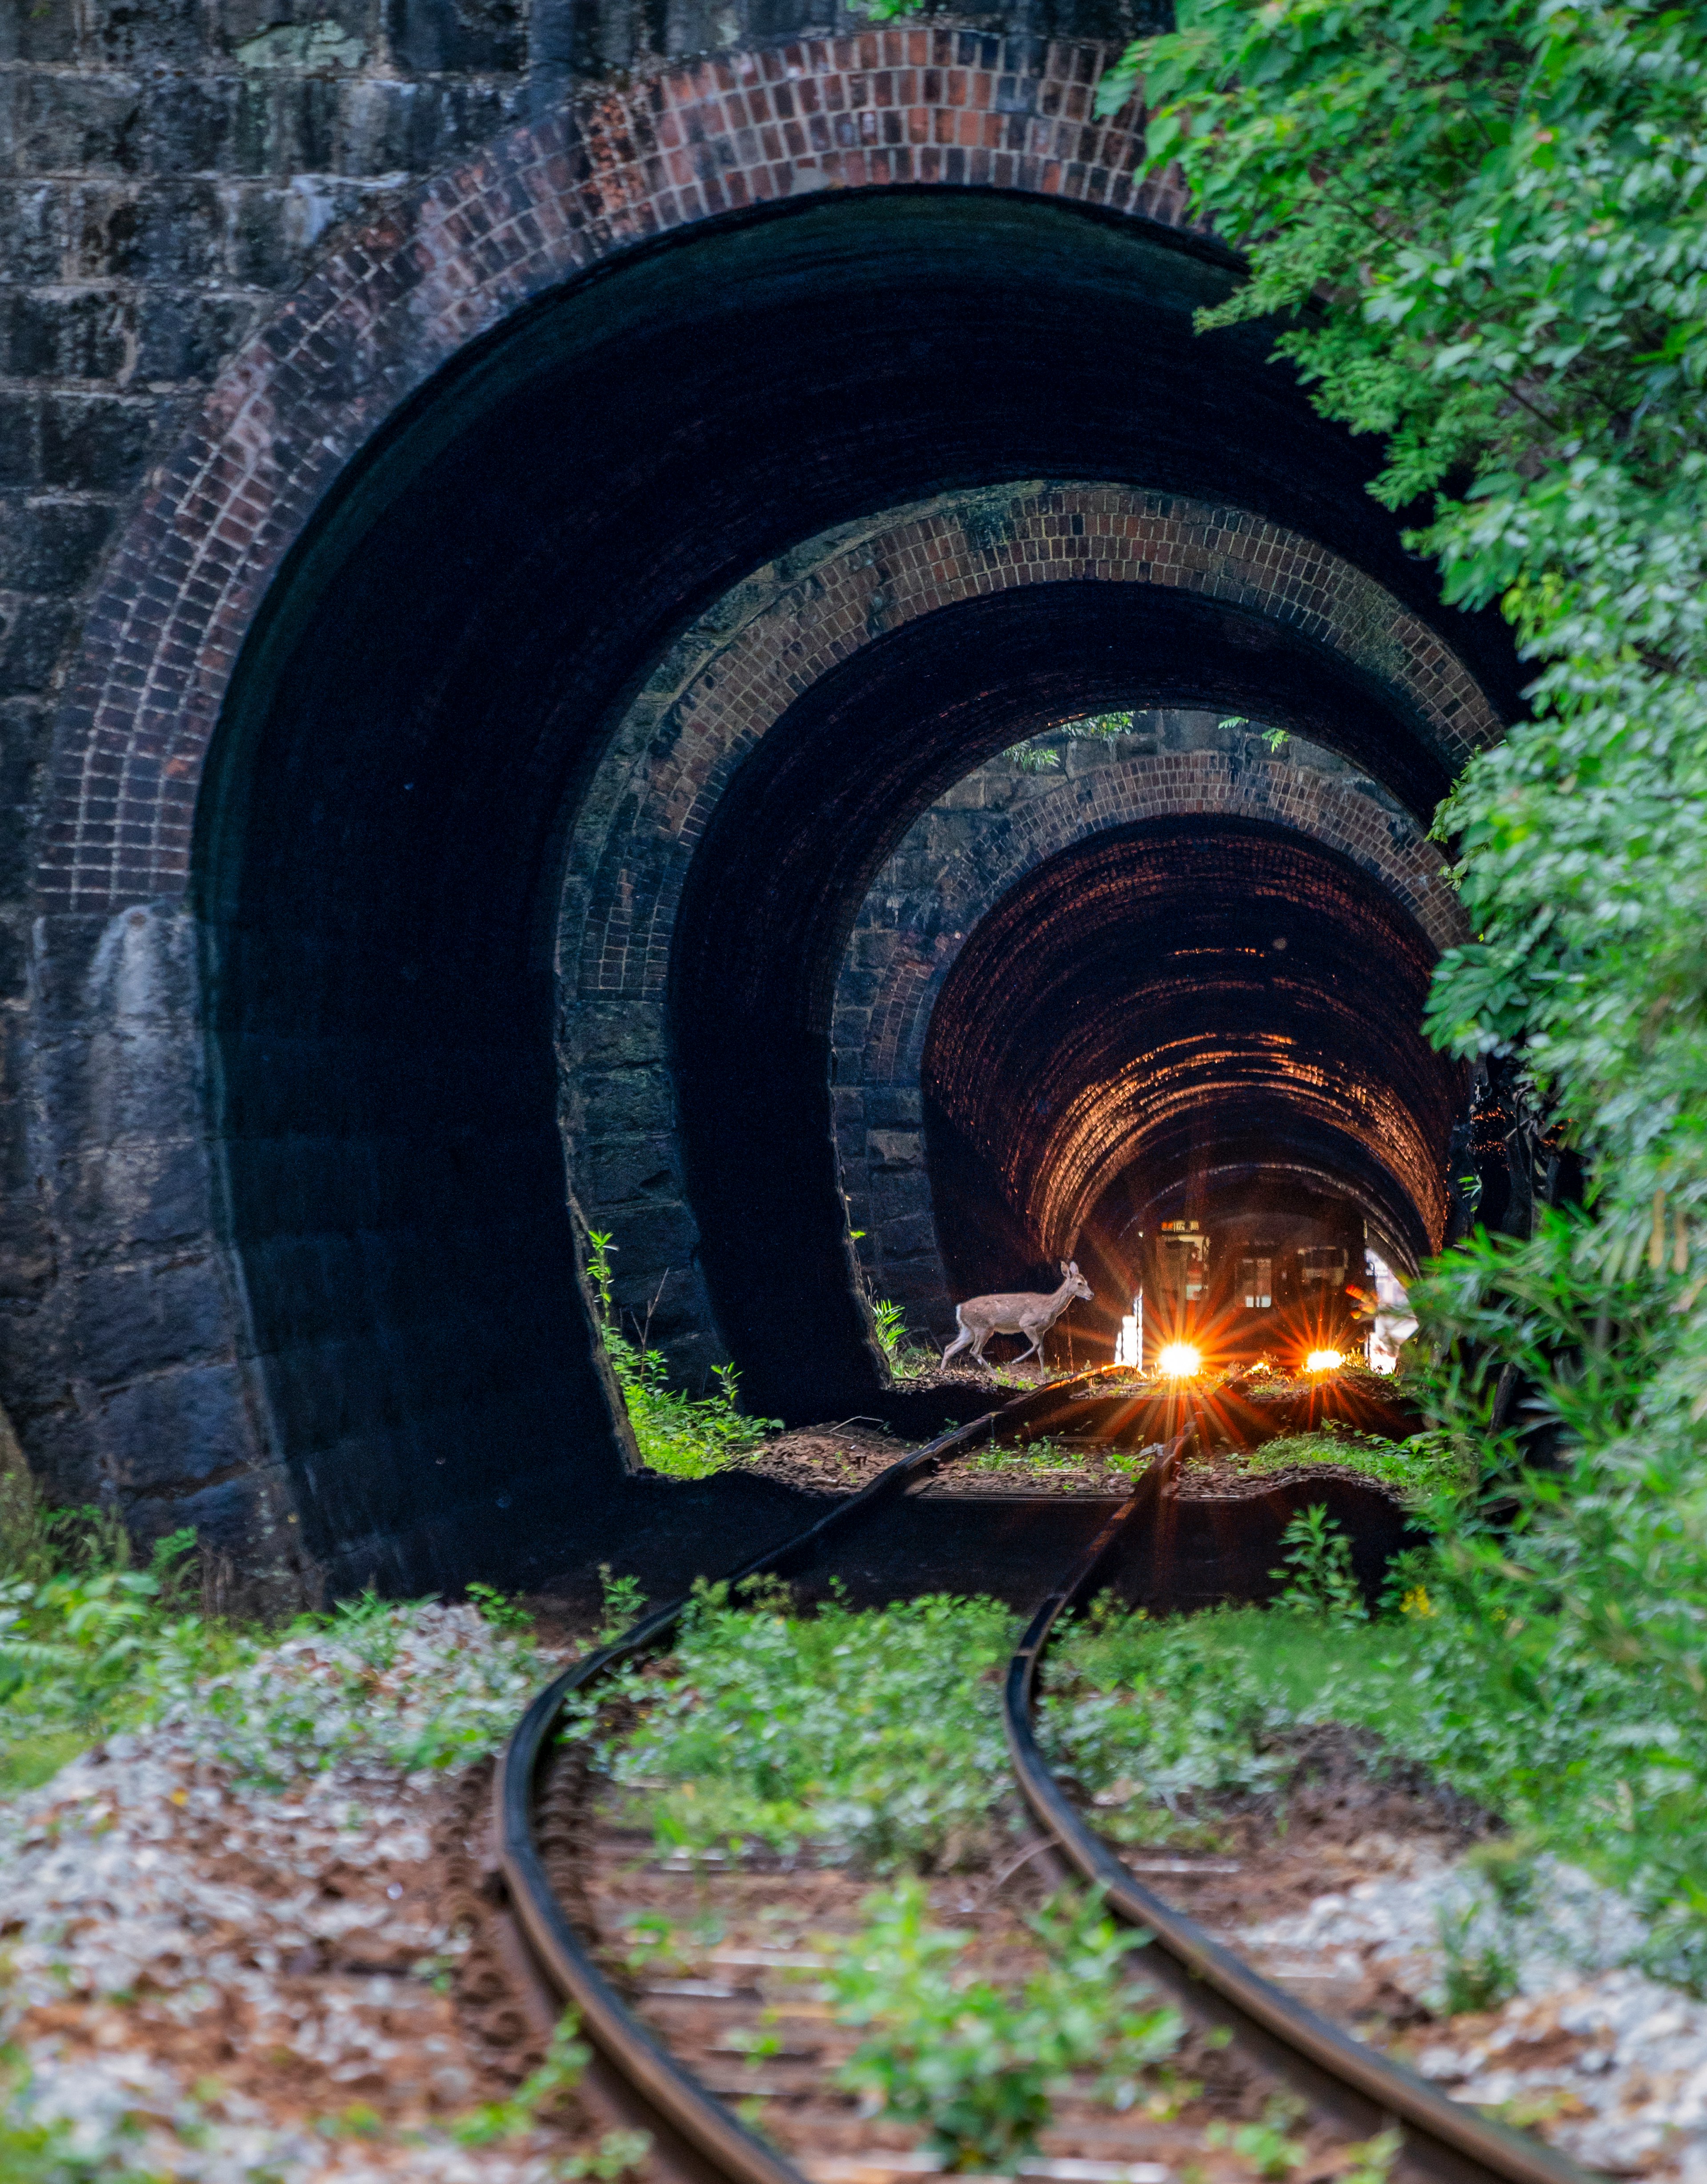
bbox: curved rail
[496,1371,1116,2184]
[1003,1466,1595,2184]
[497,1408,1596,2184]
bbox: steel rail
[498,1405,1596,2184]
[1002,1468,1598,2184]
[496,1369,1119,2184]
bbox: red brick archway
[43,33,1164,918]
[852,739,1471,1099]
[562,484,1498,1008]
[559,480,1496,1372]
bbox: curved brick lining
[562,485,1498,1008]
[857,740,1467,1091]
[559,478,1495,1372]
[836,726,1469,1332]
[41,32,1162,917]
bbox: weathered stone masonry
[2,0,537,1584]
[1,0,1189,1592]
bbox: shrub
[1269,1506,1367,1627]
[605,1587,1018,1869]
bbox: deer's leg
[969,1326,993,1365]
[941,1323,974,1365]
[1013,1327,1044,1367]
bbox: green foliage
[1117,0,1707,1241]
[1085,0,1707,1989]
[0,1507,553,1794]
[1398,1213,1707,1981]
[465,1579,533,1632]
[605,1588,1019,1869]
[971,1434,1083,1474]
[1435,1894,1521,2015]
[1231,1425,1471,1506]
[872,1295,935,1379]
[1269,1506,1368,1626]
[561,2129,655,2181]
[450,2013,590,2144]
[587,1231,780,1477]
[596,1563,647,1644]
[1040,1609,1285,1834]
[1338,2129,1406,2184]
[1004,711,1138,771]
[829,1879,1180,2172]
[618,1907,725,1975]
[0,2048,161,2183]
[0,1527,217,1790]
[1206,2096,1309,2180]
[1050,1583,1707,1990]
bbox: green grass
[612,1563,1707,1991]
[1226,1427,1471,1507]
[971,1436,1107,1474]
[1052,1604,1434,1754]
[1048,1579,1707,1992]
[0,1453,557,1797]
[0,1726,92,1795]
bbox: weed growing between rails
[589,1584,1022,1870]
[829,1880,1182,2171]
[587,1232,781,1478]
[1210,1426,1471,1510]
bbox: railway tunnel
[18,24,1520,1605]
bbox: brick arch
[560,479,1497,1377]
[561,485,1499,1009]
[834,726,1471,1333]
[856,741,1469,1094]
[41,32,1164,918]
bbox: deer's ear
[1060,1259,1071,1275]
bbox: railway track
[491,1375,1595,2184]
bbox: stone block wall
[0,0,539,1518]
[0,0,1172,1578]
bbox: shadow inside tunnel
[521,1461,1424,1630]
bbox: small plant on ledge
[587,1232,780,1479]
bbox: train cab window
[1240,1257,1273,1310]
[1160,1223,1207,1303]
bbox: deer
[941,1261,1094,1372]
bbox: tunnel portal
[22,34,1519,1596]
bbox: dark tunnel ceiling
[199,189,1517,1561]
[920,817,1463,1281]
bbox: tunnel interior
[194,188,1513,1591]
[917,815,1464,1359]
